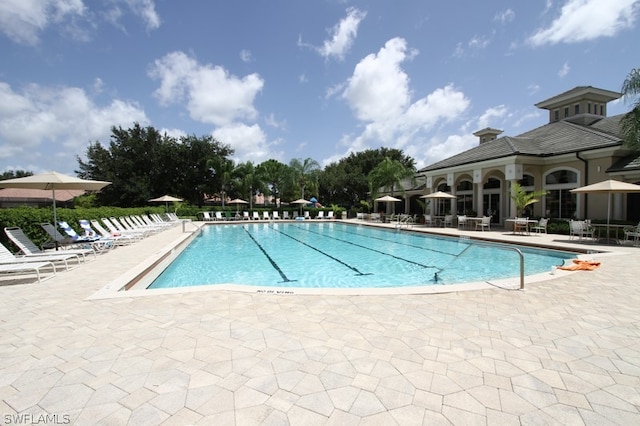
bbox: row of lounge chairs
[201,211,335,221]
[0,213,179,283]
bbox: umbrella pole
[52,187,59,250]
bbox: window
[518,174,534,187]
[574,104,580,115]
[544,169,579,218]
[554,110,559,121]
[564,107,569,117]
[456,180,473,215]
[588,103,592,114]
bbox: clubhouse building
[406,86,640,226]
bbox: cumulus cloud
[0,81,149,171]
[477,105,508,129]
[494,8,515,24]
[558,61,570,77]
[240,49,252,63]
[333,37,471,167]
[0,0,85,45]
[300,7,366,61]
[528,0,639,46]
[212,123,281,164]
[149,51,264,126]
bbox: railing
[459,236,525,289]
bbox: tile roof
[419,114,624,173]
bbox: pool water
[147,222,575,289]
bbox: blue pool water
[147,222,575,289]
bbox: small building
[0,188,85,208]
[414,86,640,225]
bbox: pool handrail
[459,236,525,289]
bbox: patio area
[1,220,640,425]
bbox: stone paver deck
[1,220,639,425]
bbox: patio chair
[315,211,325,219]
[326,211,334,219]
[0,241,71,271]
[202,212,214,221]
[513,217,529,235]
[623,222,640,246]
[243,211,250,220]
[569,220,594,241]
[58,221,114,254]
[443,215,453,227]
[90,220,137,245]
[272,211,280,220]
[215,211,223,221]
[423,215,434,226]
[457,215,468,229]
[475,216,491,231]
[304,211,310,220]
[252,211,261,220]
[4,227,89,264]
[282,211,290,220]
[0,260,56,283]
[39,222,78,249]
[531,218,549,234]
[263,211,271,220]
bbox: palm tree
[510,182,547,217]
[368,156,415,213]
[620,67,640,151]
[289,157,321,200]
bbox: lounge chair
[39,222,78,249]
[243,211,250,220]
[90,220,137,245]
[58,221,114,254]
[0,242,67,272]
[202,212,214,221]
[263,211,271,220]
[0,260,56,283]
[282,211,290,220]
[272,211,280,220]
[214,211,223,221]
[4,227,88,265]
[315,211,324,219]
[252,211,261,220]
[326,211,334,219]
[102,218,144,241]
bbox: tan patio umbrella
[374,195,401,215]
[291,198,311,216]
[0,171,111,247]
[149,195,183,212]
[420,191,456,216]
[228,198,248,214]
[571,179,640,242]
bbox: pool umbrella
[374,195,401,214]
[570,179,640,242]
[420,191,456,216]
[291,198,311,217]
[228,198,248,215]
[0,171,111,247]
[149,195,183,212]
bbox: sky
[1,0,639,176]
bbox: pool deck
[1,219,640,425]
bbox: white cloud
[212,122,281,164]
[160,128,186,140]
[336,37,470,168]
[0,0,85,45]
[240,49,252,63]
[149,51,264,126]
[528,0,639,46]
[558,61,570,77]
[0,81,149,170]
[477,105,508,129]
[494,8,516,24]
[124,0,160,30]
[317,7,367,61]
[264,113,286,130]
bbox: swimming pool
[146,222,575,290]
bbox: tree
[368,156,416,214]
[0,170,33,180]
[318,148,415,208]
[620,67,640,151]
[256,159,288,206]
[510,182,547,217]
[288,157,320,200]
[76,124,233,206]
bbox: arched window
[456,179,473,215]
[544,168,579,218]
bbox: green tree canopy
[256,159,289,206]
[621,67,640,151]
[288,157,321,200]
[76,123,233,206]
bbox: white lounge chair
[243,211,250,220]
[272,211,280,220]
[0,242,69,271]
[0,260,56,282]
[58,221,114,254]
[263,211,271,220]
[4,227,90,264]
[315,211,324,219]
[252,211,261,220]
[282,211,290,220]
[90,220,137,245]
[326,211,334,219]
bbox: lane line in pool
[268,225,373,276]
[291,224,442,272]
[242,227,296,283]
[334,225,465,257]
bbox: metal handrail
[459,236,525,289]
